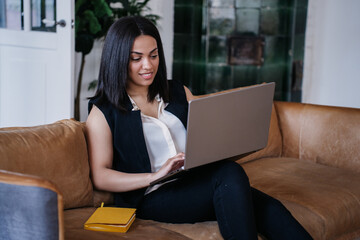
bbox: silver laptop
[149,82,275,186]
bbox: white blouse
[128,95,186,194]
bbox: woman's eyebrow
[150,48,158,54]
[131,48,158,55]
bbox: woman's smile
[140,72,154,80]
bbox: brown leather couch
[1,101,360,240]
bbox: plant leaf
[88,79,98,90]
[92,0,113,17]
[83,10,102,34]
[75,0,88,14]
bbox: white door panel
[0,48,47,126]
[0,30,57,49]
[0,0,74,127]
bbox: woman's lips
[140,72,153,80]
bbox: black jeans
[137,161,313,240]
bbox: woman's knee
[212,161,250,187]
[218,161,248,177]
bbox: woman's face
[127,35,159,90]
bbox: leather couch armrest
[0,170,64,240]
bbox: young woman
[86,16,313,240]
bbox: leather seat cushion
[242,157,360,240]
[64,207,222,240]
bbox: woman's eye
[151,55,158,59]
[131,57,141,61]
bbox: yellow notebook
[84,202,136,233]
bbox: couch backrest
[275,101,360,173]
[274,101,304,158]
[0,119,93,209]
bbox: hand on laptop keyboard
[150,152,185,184]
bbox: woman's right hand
[151,153,185,181]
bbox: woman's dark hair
[92,16,169,111]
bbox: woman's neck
[126,85,149,100]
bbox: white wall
[147,0,174,79]
[77,0,174,121]
[302,0,360,109]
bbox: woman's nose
[142,57,152,69]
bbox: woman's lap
[137,160,257,239]
[137,160,312,240]
[137,161,225,223]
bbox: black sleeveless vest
[88,80,188,208]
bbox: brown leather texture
[64,207,267,240]
[0,119,93,209]
[299,103,360,172]
[243,157,360,240]
[0,170,64,240]
[92,190,114,207]
[275,101,360,172]
[64,207,265,240]
[274,101,305,158]
[65,207,193,240]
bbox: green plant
[75,0,113,120]
[109,0,160,23]
[75,0,159,120]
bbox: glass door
[0,0,23,30]
[0,0,57,31]
[0,0,74,127]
